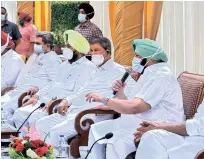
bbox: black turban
[79,3,94,19]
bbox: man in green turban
[85,38,184,159]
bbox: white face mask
[132,57,144,73]
[1,14,6,21]
[132,47,163,73]
[1,34,10,53]
[63,48,73,60]
[34,44,43,54]
[91,54,104,66]
[78,13,86,23]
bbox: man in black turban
[75,3,103,43]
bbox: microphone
[85,132,113,159]
[17,103,46,133]
[113,68,132,95]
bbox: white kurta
[88,63,185,159]
[35,59,131,145]
[1,49,25,90]
[12,57,96,134]
[1,51,61,124]
[136,103,204,159]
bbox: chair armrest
[75,108,118,135]
[1,87,15,96]
[47,99,63,115]
[18,92,29,107]
[195,149,204,159]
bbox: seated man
[134,103,204,159]
[35,37,130,146]
[86,39,185,159]
[12,30,96,135]
[1,31,61,125]
[1,31,25,91]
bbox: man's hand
[112,80,126,95]
[22,94,38,107]
[85,92,105,103]
[130,71,140,81]
[134,121,165,142]
[27,87,39,96]
[93,105,112,111]
[57,99,69,115]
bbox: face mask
[1,34,10,53]
[63,48,73,60]
[132,47,163,73]
[132,57,144,73]
[18,19,24,26]
[78,13,86,23]
[91,54,104,66]
[34,44,43,54]
[1,14,6,21]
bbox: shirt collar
[144,62,168,74]
[98,59,114,71]
[72,56,87,65]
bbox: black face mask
[68,52,78,63]
[18,19,24,26]
[85,55,92,61]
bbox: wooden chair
[195,150,204,159]
[178,72,204,119]
[1,86,15,96]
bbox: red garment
[1,31,13,48]
[17,11,32,21]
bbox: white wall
[1,1,17,23]
[89,1,111,40]
[156,1,204,76]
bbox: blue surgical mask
[1,14,6,21]
[78,13,86,23]
[132,57,144,73]
[132,47,163,73]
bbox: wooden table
[1,124,19,139]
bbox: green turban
[132,39,168,62]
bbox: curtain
[156,1,204,76]
[35,1,51,31]
[144,1,163,40]
[109,1,163,66]
[110,2,144,66]
[109,1,117,42]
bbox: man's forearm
[160,123,188,136]
[107,98,150,114]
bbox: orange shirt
[16,22,37,57]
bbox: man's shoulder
[83,59,96,68]
[6,20,18,27]
[112,62,126,73]
[9,50,24,63]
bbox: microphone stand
[85,137,105,159]
[17,104,45,133]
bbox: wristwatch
[103,98,110,106]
